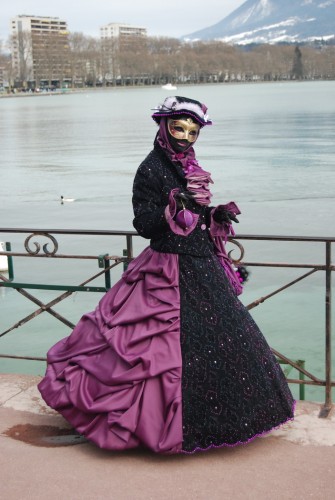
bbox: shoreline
[1,79,332,99]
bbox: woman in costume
[38,96,294,454]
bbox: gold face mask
[167,118,200,144]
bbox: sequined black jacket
[132,143,215,257]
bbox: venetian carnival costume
[38,96,294,454]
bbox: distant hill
[184,0,335,44]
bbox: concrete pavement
[0,373,335,500]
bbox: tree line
[1,33,335,90]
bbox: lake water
[0,81,334,402]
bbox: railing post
[104,256,111,290]
[123,235,134,271]
[6,242,14,281]
[126,234,133,260]
[319,241,332,417]
[298,360,305,401]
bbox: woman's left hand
[213,206,239,224]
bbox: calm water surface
[0,82,334,401]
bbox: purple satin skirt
[39,248,183,452]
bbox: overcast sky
[1,0,245,41]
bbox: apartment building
[100,23,147,42]
[10,15,70,88]
[99,22,148,84]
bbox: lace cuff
[209,202,241,240]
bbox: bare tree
[10,30,33,87]
[100,35,120,85]
[69,32,99,87]
[323,46,335,79]
[84,37,100,87]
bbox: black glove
[174,191,195,210]
[213,206,239,224]
[235,266,249,284]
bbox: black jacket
[132,143,215,257]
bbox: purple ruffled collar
[156,118,213,206]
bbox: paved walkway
[0,373,335,500]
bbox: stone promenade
[1,373,334,500]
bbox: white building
[99,22,147,84]
[100,23,147,41]
[10,15,70,88]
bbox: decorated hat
[152,96,212,127]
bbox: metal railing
[0,228,333,416]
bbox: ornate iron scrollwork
[228,238,245,264]
[24,232,59,256]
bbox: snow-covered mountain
[184,0,335,45]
